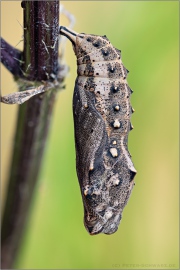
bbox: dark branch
[0,37,23,77]
[23,1,59,81]
[1,1,61,268]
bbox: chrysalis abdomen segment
[59,26,136,235]
[77,45,121,64]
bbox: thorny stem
[1,1,62,268]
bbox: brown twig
[1,1,64,268]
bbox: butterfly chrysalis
[64,27,137,235]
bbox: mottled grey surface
[60,26,137,235]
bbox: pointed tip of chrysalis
[130,123,134,130]
[131,107,135,113]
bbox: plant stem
[1,1,61,268]
[0,37,22,77]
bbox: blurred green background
[1,1,179,269]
